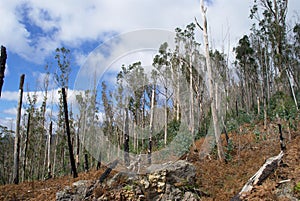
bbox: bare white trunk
[200,1,224,162]
[189,55,195,138]
[47,122,52,178]
[148,84,155,164]
[164,87,168,145]
[287,70,299,111]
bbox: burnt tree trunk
[61,88,78,178]
[278,124,286,151]
[0,46,7,97]
[13,74,25,184]
[84,153,89,172]
[99,159,118,183]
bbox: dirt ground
[1,120,299,201]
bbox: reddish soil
[0,120,299,201]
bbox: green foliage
[225,139,234,162]
[253,129,261,142]
[268,91,298,120]
[294,182,300,193]
[225,111,254,133]
[123,185,132,191]
[152,119,180,150]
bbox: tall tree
[234,35,257,112]
[13,74,25,184]
[53,47,71,177]
[200,0,225,162]
[153,43,173,145]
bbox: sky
[0,0,299,130]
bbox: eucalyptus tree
[250,0,289,93]
[117,62,148,152]
[153,42,173,145]
[234,35,258,112]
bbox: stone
[147,160,196,184]
[56,160,201,201]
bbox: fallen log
[231,151,284,201]
[99,159,119,183]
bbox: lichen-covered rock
[56,180,95,201]
[147,160,196,184]
[56,160,201,201]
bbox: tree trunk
[148,84,155,164]
[0,46,7,97]
[286,70,299,111]
[47,122,52,179]
[22,112,30,182]
[231,151,284,201]
[124,108,130,166]
[61,88,78,178]
[13,74,25,184]
[164,86,168,145]
[200,1,225,162]
[84,153,89,172]
[189,55,195,139]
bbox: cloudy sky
[0,0,299,129]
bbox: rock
[56,160,201,201]
[147,160,196,184]
[56,180,95,201]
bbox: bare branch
[194,17,203,31]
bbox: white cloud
[1,91,19,101]
[0,117,15,130]
[1,0,299,66]
[1,88,84,108]
[3,108,17,116]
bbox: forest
[0,0,300,200]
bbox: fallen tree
[231,151,284,200]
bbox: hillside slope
[0,120,299,200]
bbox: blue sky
[0,0,299,129]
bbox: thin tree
[13,74,25,184]
[47,121,52,179]
[61,88,78,178]
[22,113,30,182]
[148,71,157,164]
[124,107,130,166]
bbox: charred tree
[13,74,25,184]
[99,159,118,183]
[0,46,7,97]
[61,88,78,178]
[84,153,89,172]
